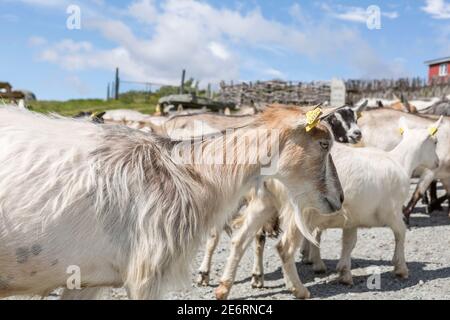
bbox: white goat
[0,106,343,299]
[357,109,450,220]
[300,116,443,285]
[103,109,168,131]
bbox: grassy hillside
[25,79,210,117]
[27,91,160,116]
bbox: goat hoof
[394,267,409,279]
[291,287,311,300]
[251,274,264,288]
[427,204,443,214]
[313,261,327,274]
[338,272,354,286]
[215,282,231,300]
[196,272,210,287]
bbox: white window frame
[439,63,448,77]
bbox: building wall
[429,63,450,83]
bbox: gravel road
[7,181,450,300]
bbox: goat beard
[289,199,320,247]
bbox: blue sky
[1,0,450,100]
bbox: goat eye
[320,141,330,151]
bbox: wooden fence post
[115,68,120,100]
[180,69,186,94]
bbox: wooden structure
[0,82,25,100]
[219,77,450,106]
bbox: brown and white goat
[215,117,442,300]
[0,106,342,299]
[197,104,367,288]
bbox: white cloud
[128,0,157,24]
[383,12,399,19]
[324,5,399,23]
[18,0,66,7]
[422,0,450,19]
[32,0,404,85]
[208,42,230,61]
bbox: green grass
[28,99,158,117]
[21,91,167,116]
[27,97,159,117]
[14,87,214,117]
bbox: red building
[425,57,450,84]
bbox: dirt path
[6,181,450,300]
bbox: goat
[102,109,168,131]
[420,97,450,116]
[74,111,105,124]
[193,103,367,298]
[196,104,367,288]
[157,112,255,137]
[299,117,443,285]
[216,116,442,299]
[356,95,417,113]
[357,109,450,221]
[0,106,343,299]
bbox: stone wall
[219,78,450,106]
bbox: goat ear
[96,112,106,119]
[402,95,412,113]
[353,100,368,113]
[429,116,444,137]
[398,117,409,135]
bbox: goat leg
[428,194,448,214]
[251,230,266,289]
[403,189,422,225]
[422,193,429,205]
[404,170,436,224]
[427,181,443,213]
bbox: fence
[218,77,450,106]
[346,78,450,103]
[106,68,215,101]
[218,80,331,106]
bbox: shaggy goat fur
[0,106,342,299]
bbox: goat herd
[0,95,449,300]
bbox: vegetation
[21,78,215,117]
[26,92,159,117]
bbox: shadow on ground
[234,258,450,300]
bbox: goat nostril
[340,194,345,204]
[354,130,362,138]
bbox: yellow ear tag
[305,107,323,132]
[429,127,438,137]
[399,128,405,135]
[357,112,362,120]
